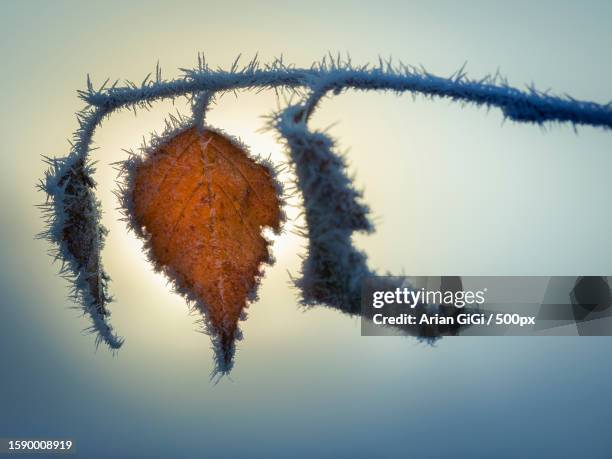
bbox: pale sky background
[1,1,612,457]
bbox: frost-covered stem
[82,60,612,131]
[300,82,337,122]
[191,91,215,132]
[73,106,110,160]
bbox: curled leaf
[39,155,123,349]
[273,105,372,312]
[127,126,282,373]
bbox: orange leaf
[131,127,282,372]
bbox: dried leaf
[130,127,281,372]
[39,155,123,349]
[59,160,111,317]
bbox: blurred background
[1,1,611,457]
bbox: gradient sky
[2,1,612,457]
